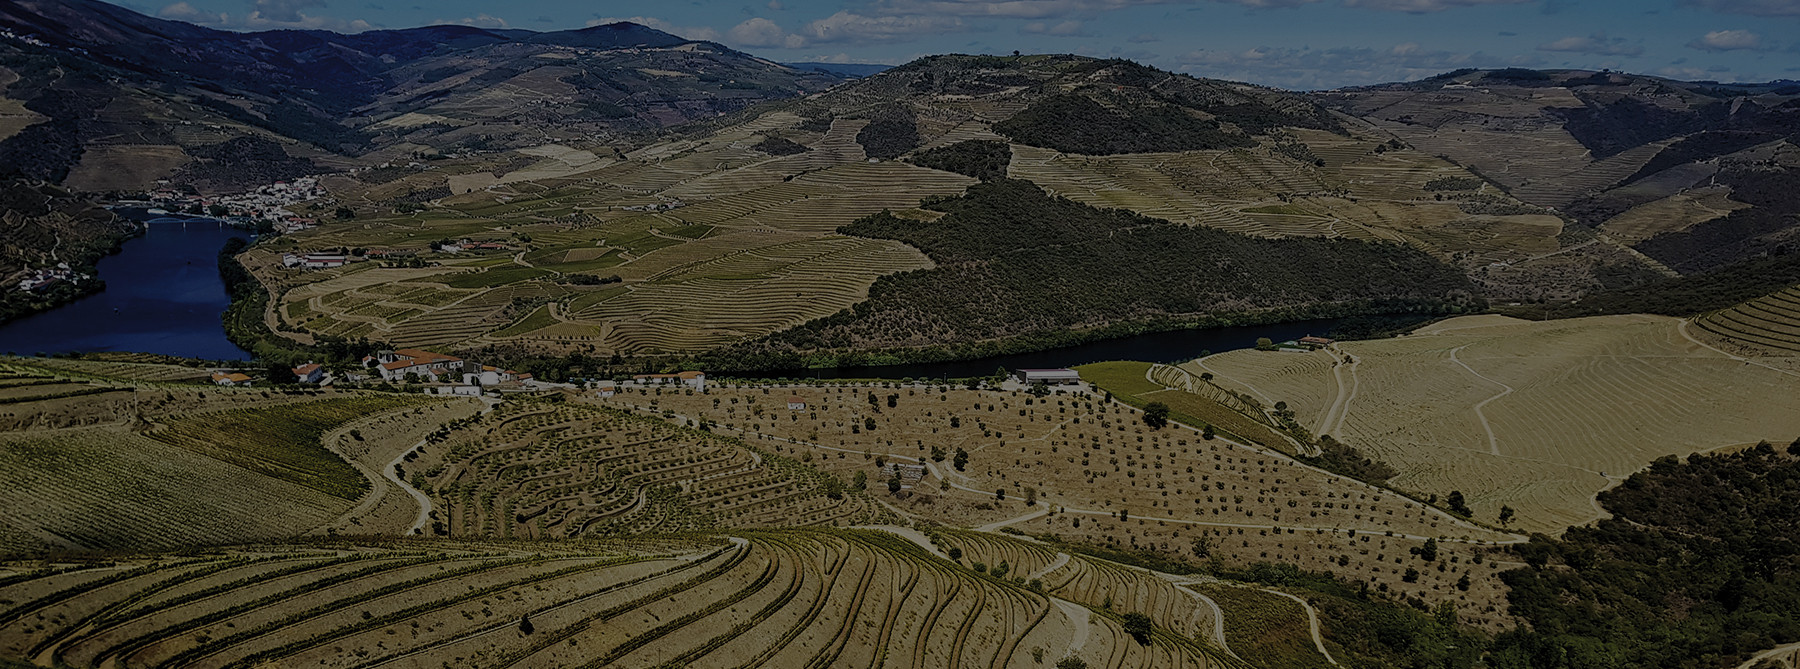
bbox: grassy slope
[1076,361,1296,454]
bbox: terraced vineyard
[1692,286,1800,355]
[417,398,890,538]
[0,531,1244,669]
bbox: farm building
[879,462,927,485]
[427,385,482,397]
[463,365,526,387]
[1014,368,1081,385]
[369,349,465,381]
[1298,335,1336,349]
[292,363,324,384]
[284,253,348,269]
[210,371,252,386]
[788,396,807,411]
[594,380,617,398]
[633,371,707,392]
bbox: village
[118,176,328,233]
[12,263,90,293]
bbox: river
[0,212,251,361]
[727,318,1348,380]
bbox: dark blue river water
[0,214,251,361]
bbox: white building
[1014,368,1081,385]
[632,371,706,392]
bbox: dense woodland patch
[995,94,1254,155]
[853,105,921,160]
[907,140,1012,181]
[1492,442,1800,669]
[724,179,1475,364]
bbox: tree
[953,448,969,471]
[1191,536,1213,558]
[864,417,877,431]
[334,206,356,220]
[1447,490,1471,517]
[1029,381,1050,397]
[1201,424,1215,440]
[266,363,298,385]
[947,546,962,561]
[1056,658,1088,669]
[1498,505,1515,526]
[822,475,845,500]
[1121,612,1154,645]
[888,475,902,494]
[1200,372,1213,382]
[887,393,898,408]
[1118,508,1129,522]
[852,470,868,491]
[1403,567,1420,583]
[1024,486,1038,506]
[995,488,1006,501]
[1414,538,1438,562]
[518,613,534,635]
[1255,337,1275,351]
[1142,402,1170,429]
[931,445,947,461]
[1456,574,1471,591]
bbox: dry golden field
[1196,314,1800,533]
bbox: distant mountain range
[784,62,892,78]
[0,0,846,191]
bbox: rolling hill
[0,0,846,192]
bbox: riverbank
[0,217,252,360]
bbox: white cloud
[801,11,967,44]
[1537,33,1644,57]
[158,0,374,31]
[1688,29,1764,51]
[588,16,722,41]
[437,14,508,28]
[1677,0,1800,17]
[1020,20,1090,35]
[728,17,807,48]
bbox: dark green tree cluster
[751,135,811,156]
[854,105,921,160]
[747,179,1475,355]
[1492,442,1800,669]
[994,94,1254,155]
[907,140,1012,181]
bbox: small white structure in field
[788,396,806,411]
[1014,368,1081,385]
[211,371,253,386]
[633,371,706,392]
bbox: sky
[136,0,1800,89]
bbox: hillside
[0,0,845,192]
[252,53,1610,362]
[716,178,1477,367]
[1321,68,1800,293]
[0,178,133,324]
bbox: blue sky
[140,0,1800,89]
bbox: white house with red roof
[365,348,465,381]
[292,362,324,384]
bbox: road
[1449,344,1513,456]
